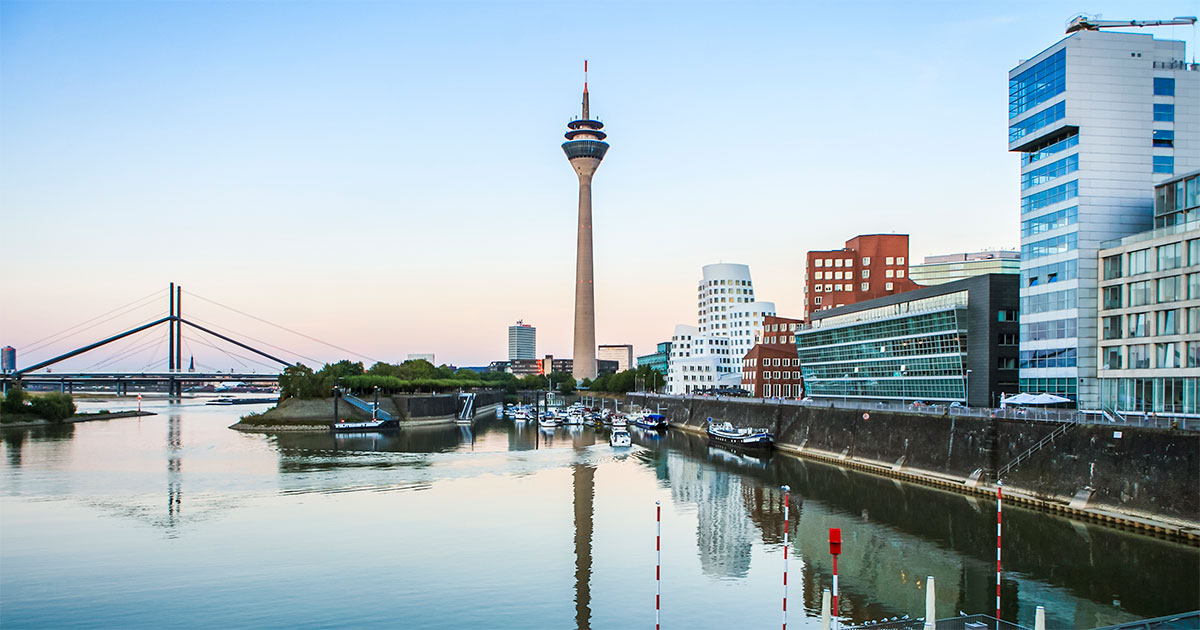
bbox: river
[1,396,1196,629]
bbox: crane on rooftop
[1066,14,1196,34]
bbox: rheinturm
[562,61,609,381]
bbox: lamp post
[372,385,379,421]
[965,369,973,408]
[843,373,850,406]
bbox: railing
[458,392,476,420]
[631,393,1200,431]
[340,393,392,421]
[1100,218,1200,249]
[997,419,1077,478]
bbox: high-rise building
[803,234,921,320]
[667,264,775,395]
[1,346,14,373]
[562,61,609,381]
[910,251,1020,286]
[1096,170,1199,416]
[1010,28,1198,406]
[597,344,633,372]
[508,321,536,361]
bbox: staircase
[457,392,476,422]
[997,419,1077,479]
[341,393,392,421]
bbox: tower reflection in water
[573,464,595,630]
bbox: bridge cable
[83,335,164,372]
[185,314,323,365]
[185,332,278,372]
[186,291,381,364]
[54,315,167,372]
[19,290,163,354]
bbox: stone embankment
[1,410,156,430]
[628,394,1200,544]
[231,392,503,432]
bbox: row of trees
[278,359,577,401]
[582,365,664,394]
[1,388,77,422]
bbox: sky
[2,0,1197,373]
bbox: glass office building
[1010,31,1199,408]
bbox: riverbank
[1,410,157,430]
[230,396,501,433]
[630,394,1200,545]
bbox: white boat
[563,411,587,425]
[610,414,627,428]
[538,416,559,428]
[610,428,632,447]
[706,418,774,450]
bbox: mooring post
[1035,605,1046,630]
[820,589,831,630]
[923,575,936,630]
[996,481,1003,620]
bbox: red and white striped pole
[656,500,661,630]
[782,485,790,630]
[137,394,142,415]
[829,528,842,630]
[996,480,1003,620]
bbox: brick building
[803,234,921,319]
[741,315,806,398]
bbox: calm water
[1,396,1196,629]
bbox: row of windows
[1153,103,1174,122]
[805,377,966,402]
[1020,318,1077,342]
[1156,175,1200,215]
[1009,49,1066,119]
[1021,179,1078,214]
[1107,240,1200,279]
[799,334,965,367]
[1021,153,1078,191]
[1104,308,1200,339]
[1022,259,1077,288]
[1021,206,1077,238]
[801,355,966,380]
[1099,376,1200,415]
[1010,101,1065,143]
[798,309,960,350]
[1153,156,1174,175]
[1021,289,1076,315]
[1022,232,1076,260]
[1020,347,1077,369]
[1118,274,1200,307]
[1020,377,1077,397]
[1104,342,1200,370]
[1021,132,1078,166]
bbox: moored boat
[706,418,773,450]
[629,413,668,431]
[330,418,399,432]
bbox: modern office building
[636,342,672,373]
[796,275,1019,407]
[1010,28,1199,406]
[1,346,14,373]
[508,321,536,361]
[909,251,1020,286]
[1096,170,1200,416]
[597,344,633,372]
[741,315,806,398]
[562,63,609,381]
[803,234,921,320]
[668,264,776,395]
[544,357,618,376]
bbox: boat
[629,413,668,432]
[611,414,627,428]
[330,417,398,432]
[563,411,587,425]
[538,416,559,428]
[706,418,773,450]
[610,428,632,447]
[206,396,280,406]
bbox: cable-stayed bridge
[2,284,379,395]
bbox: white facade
[1010,31,1199,408]
[667,264,776,394]
[507,321,536,360]
[597,344,633,372]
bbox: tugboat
[706,417,773,450]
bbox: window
[1021,319,1074,341]
[1103,285,1122,309]
[862,269,870,279]
[835,259,843,268]
[1189,273,1200,299]
[1020,347,1076,368]
[897,270,906,278]
[814,285,822,293]
[1022,132,1078,166]
[815,259,823,268]
[1158,309,1178,335]
[1153,156,1174,175]
[1023,259,1077,287]
[885,282,893,291]
[1021,154,1078,190]
[1128,344,1150,369]
[1158,243,1182,270]
[1103,255,1122,280]
[860,282,869,291]
[1158,276,1181,302]
[998,309,1018,322]
[1156,343,1180,368]
[886,257,894,265]
[1190,239,1200,266]
[845,271,854,280]
[1022,206,1077,237]
[1153,104,1174,122]
[1129,281,1154,307]
[1129,249,1154,275]
[897,257,905,265]
[885,269,894,278]
[998,357,1018,370]
[999,333,1019,345]
[1102,315,1122,340]
[1153,129,1174,148]
[1010,49,1066,117]
[1022,233,1076,259]
[1010,101,1065,143]
[1154,77,1175,96]
[824,259,832,267]
[1103,347,1122,370]
[1190,308,1200,334]
[862,257,871,265]
[814,296,822,305]
[1021,289,1076,314]
[1189,342,1200,368]
[1022,180,1078,214]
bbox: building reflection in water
[667,454,755,578]
[573,464,595,630]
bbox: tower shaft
[573,168,597,381]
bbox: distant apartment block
[508,321,536,361]
[636,342,672,373]
[1010,29,1199,407]
[910,251,1020,286]
[1097,170,1200,417]
[741,315,805,398]
[597,344,633,372]
[406,353,435,364]
[803,234,921,320]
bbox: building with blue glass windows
[1009,30,1199,407]
[636,342,672,374]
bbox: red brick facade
[741,316,805,398]
[802,234,921,319]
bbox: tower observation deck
[563,61,608,381]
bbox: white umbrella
[1000,393,1037,406]
[1030,393,1072,405]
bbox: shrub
[29,393,76,422]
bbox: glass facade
[1010,101,1066,143]
[1021,288,1076,314]
[1021,259,1077,287]
[797,308,967,403]
[1009,49,1066,118]
[1021,133,1078,166]
[1100,377,1200,415]
[1021,206,1077,238]
[1021,180,1078,214]
[561,139,610,160]
[1021,154,1078,190]
[1022,232,1077,259]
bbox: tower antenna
[581,60,590,119]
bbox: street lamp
[964,369,973,408]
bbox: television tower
[562,60,609,381]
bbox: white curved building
[668,264,775,395]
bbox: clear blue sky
[2,1,1196,372]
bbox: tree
[558,375,577,395]
[1,386,29,414]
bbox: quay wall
[626,395,1199,531]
